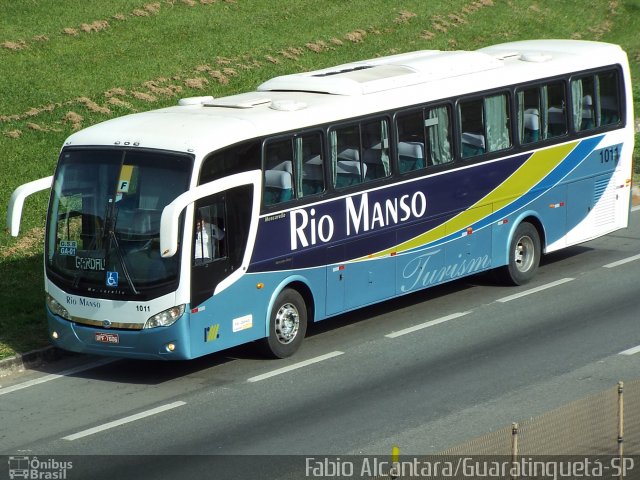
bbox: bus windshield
[46,148,193,299]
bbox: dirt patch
[306,41,329,53]
[184,77,209,89]
[76,97,111,115]
[1,227,45,259]
[3,130,22,139]
[395,10,417,24]
[63,111,83,130]
[80,20,110,33]
[345,29,367,43]
[2,40,28,51]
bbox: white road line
[619,345,640,356]
[247,351,344,383]
[385,311,472,339]
[496,278,575,303]
[603,253,640,269]
[0,358,116,397]
[62,401,186,441]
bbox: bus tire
[260,288,307,359]
[499,222,541,286]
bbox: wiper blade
[105,206,140,295]
[108,234,139,295]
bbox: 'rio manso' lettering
[290,191,427,250]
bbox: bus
[7,39,634,360]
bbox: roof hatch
[203,96,272,109]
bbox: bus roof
[64,39,627,158]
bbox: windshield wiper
[104,199,140,295]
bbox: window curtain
[294,137,303,197]
[594,74,602,127]
[329,130,338,187]
[427,106,452,164]
[380,120,390,176]
[516,91,525,143]
[571,79,583,131]
[485,94,510,152]
[541,86,550,139]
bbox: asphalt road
[1,209,640,479]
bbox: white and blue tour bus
[7,39,634,359]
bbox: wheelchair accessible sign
[106,271,119,288]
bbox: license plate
[95,332,119,344]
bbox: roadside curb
[0,345,73,378]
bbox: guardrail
[363,380,639,480]
[439,379,639,456]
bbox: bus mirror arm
[7,176,53,237]
[159,170,262,258]
[159,200,185,258]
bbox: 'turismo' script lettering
[400,249,492,292]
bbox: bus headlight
[46,294,71,321]
[144,305,186,329]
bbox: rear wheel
[498,222,541,286]
[260,288,307,358]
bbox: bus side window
[517,88,541,144]
[330,118,390,188]
[199,141,261,184]
[193,203,226,266]
[518,82,568,144]
[263,138,294,206]
[362,118,391,181]
[459,98,486,158]
[571,70,622,132]
[396,106,451,172]
[571,76,596,132]
[396,111,426,173]
[299,132,325,197]
[544,82,567,138]
[263,133,325,204]
[598,71,621,125]
[426,105,453,165]
[485,93,511,152]
[459,94,511,158]
[331,124,363,188]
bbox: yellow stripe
[488,142,576,211]
[361,142,578,260]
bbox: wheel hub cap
[274,303,299,344]
[515,235,535,272]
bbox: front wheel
[497,222,541,286]
[259,288,307,358]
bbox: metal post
[511,422,519,480]
[618,381,624,478]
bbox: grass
[1,0,639,360]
